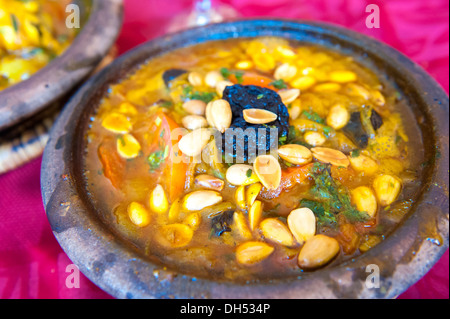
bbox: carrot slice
[149,111,187,202]
[229,72,275,90]
[259,164,314,199]
[98,138,126,188]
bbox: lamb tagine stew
[84,38,425,281]
[0,0,75,90]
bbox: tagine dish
[83,37,425,282]
[0,0,75,91]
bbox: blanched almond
[351,186,377,218]
[226,164,259,186]
[117,134,141,159]
[349,154,378,175]
[188,71,203,87]
[102,113,132,133]
[289,101,302,120]
[235,185,247,210]
[149,184,169,214]
[326,104,350,130]
[373,174,402,206]
[298,235,340,269]
[183,212,202,230]
[253,155,282,190]
[246,183,262,207]
[329,70,357,83]
[182,115,208,130]
[194,174,225,191]
[277,144,312,165]
[183,190,222,211]
[178,128,211,157]
[158,224,194,248]
[311,147,350,167]
[182,99,207,115]
[233,212,253,240]
[243,108,278,124]
[260,218,295,247]
[216,80,234,97]
[127,202,151,227]
[249,200,263,231]
[274,63,298,81]
[236,241,274,265]
[287,208,316,244]
[205,70,224,87]
[304,131,327,146]
[278,88,300,105]
[235,60,254,70]
[208,99,232,133]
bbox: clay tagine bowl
[41,19,449,299]
[0,0,123,132]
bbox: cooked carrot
[229,72,275,89]
[98,138,125,188]
[149,111,187,202]
[259,163,314,199]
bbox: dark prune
[210,210,234,237]
[162,69,187,87]
[220,84,290,163]
[370,109,383,131]
[342,112,369,149]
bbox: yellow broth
[0,0,75,90]
[84,38,425,281]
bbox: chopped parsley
[278,135,288,145]
[269,79,288,90]
[147,146,169,172]
[303,163,370,227]
[350,149,361,158]
[117,136,126,147]
[182,86,216,104]
[220,68,244,84]
[10,14,19,32]
[302,110,325,125]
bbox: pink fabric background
[0,0,448,299]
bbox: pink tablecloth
[0,0,448,299]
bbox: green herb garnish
[350,149,361,158]
[10,14,19,32]
[117,136,126,147]
[246,169,253,178]
[302,110,325,125]
[147,149,167,172]
[234,71,244,84]
[304,163,370,226]
[279,135,288,145]
[269,79,288,90]
[182,86,216,104]
[220,68,244,84]
[220,67,232,78]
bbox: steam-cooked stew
[0,0,75,90]
[84,38,424,281]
